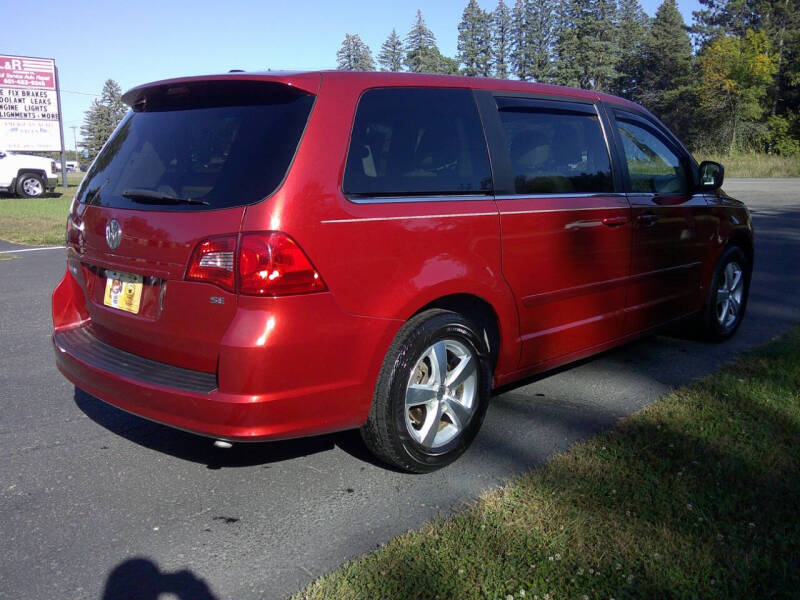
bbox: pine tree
[553,0,619,90]
[336,33,375,71]
[378,29,404,71]
[639,0,692,99]
[527,0,558,82]
[458,0,492,76]
[491,0,513,78]
[511,0,532,80]
[80,79,126,161]
[513,0,557,82]
[691,0,761,47]
[611,0,650,97]
[635,0,694,141]
[404,10,442,73]
[437,53,462,75]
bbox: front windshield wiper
[122,188,210,206]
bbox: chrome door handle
[637,213,659,226]
[601,216,628,227]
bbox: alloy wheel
[716,260,744,329]
[404,339,478,449]
[22,177,44,197]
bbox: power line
[60,89,100,97]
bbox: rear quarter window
[343,88,493,199]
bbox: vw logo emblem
[105,219,122,250]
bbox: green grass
[695,151,800,178]
[0,175,81,246]
[297,327,800,600]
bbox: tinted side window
[614,114,688,194]
[343,88,492,197]
[498,104,613,194]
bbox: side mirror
[698,160,724,191]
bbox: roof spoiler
[122,72,321,108]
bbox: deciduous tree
[698,29,777,150]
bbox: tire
[17,173,45,198]
[697,245,751,342]
[361,309,492,473]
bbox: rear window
[343,88,492,199]
[497,99,613,195]
[78,81,314,211]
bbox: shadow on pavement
[102,558,217,600]
[73,387,388,470]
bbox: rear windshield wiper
[122,188,210,206]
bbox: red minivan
[52,71,753,472]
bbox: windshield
[78,81,314,211]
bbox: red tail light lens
[239,232,326,296]
[186,235,236,292]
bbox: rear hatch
[66,77,316,373]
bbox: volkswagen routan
[52,71,753,472]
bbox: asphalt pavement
[1,179,798,600]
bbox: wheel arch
[411,293,504,373]
[727,228,754,270]
[17,168,48,180]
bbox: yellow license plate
[103,270,143,314]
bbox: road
[1,179,798,600]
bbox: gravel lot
[1,179,798,600]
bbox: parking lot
[1,179,798,600]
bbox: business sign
[0,55,62,151]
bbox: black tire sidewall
[385,313,491,471]
[704,246,750,341]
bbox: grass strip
[0,184,76,246]
[695,151,800,178]
[297,327,800,600]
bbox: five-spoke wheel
[698,245,750,341]
[716,260,744,329]
[361,309,492,473]
[405,339,478,449]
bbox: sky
[3,0,701,152]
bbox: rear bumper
[52,269,401,442]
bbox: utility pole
[55,66,67,187]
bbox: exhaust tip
[213,440,233,449]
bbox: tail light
[51,161,56,174]
[65,214,83,251]
[186,236,236,292]
[239,233,326,296]
[186,232,326,296]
